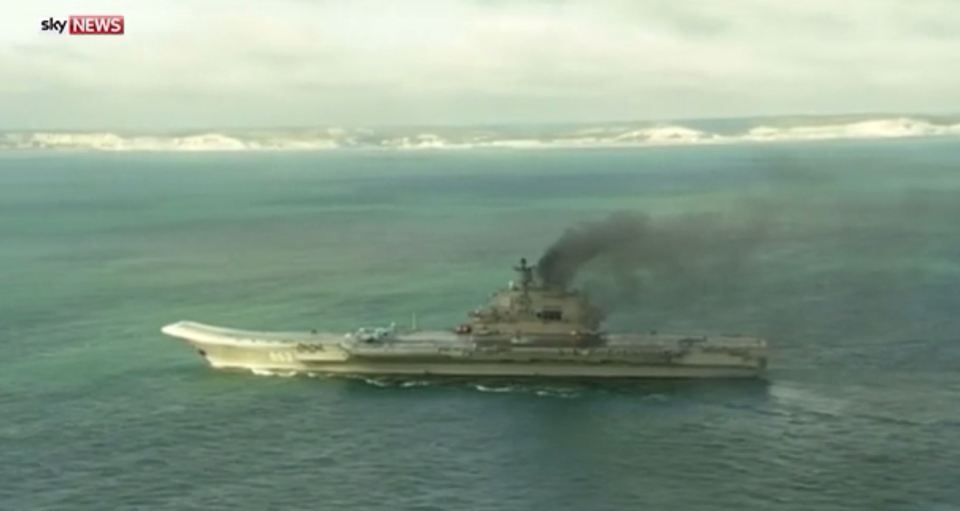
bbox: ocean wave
[473,384,515,393]
[324,376,583,397]
[474,383,582,398]
[249,367,299,377]
[3,116,958,152]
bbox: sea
[2,123,959,510]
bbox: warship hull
[163,321,767,379]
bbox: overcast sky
[2,0,959,130]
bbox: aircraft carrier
[162,259,768,378]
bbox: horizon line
[4,110,960,134]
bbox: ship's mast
[513,257,534,292]
[513,257,534,313]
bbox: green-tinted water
[2,141,959,510]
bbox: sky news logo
[41,16,124,35]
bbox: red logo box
[68,15,124,35]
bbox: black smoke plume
[536,212,769,313]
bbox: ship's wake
[243,367,767,400]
